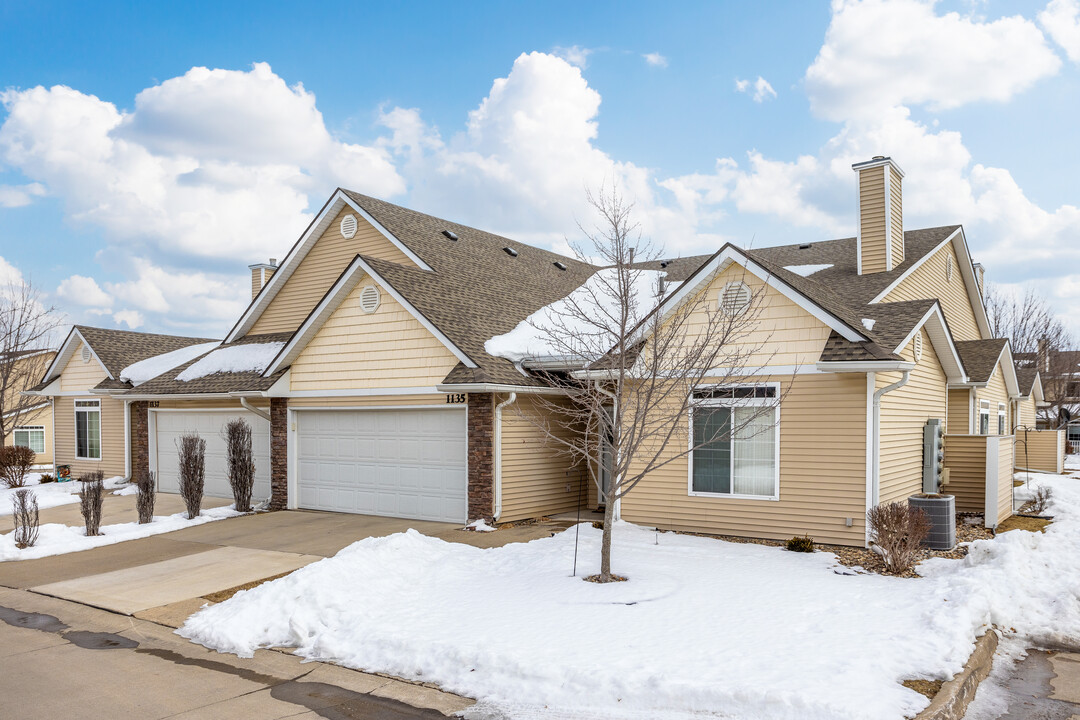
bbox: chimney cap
[851,156,906,178]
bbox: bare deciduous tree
[986,283,1077,425]
[0,277,61,445]
[514,186,780,582]
[79,471,105,536]
[223,418,255,512]
[0,445,35,488]
[177,432,206,519]
[12,488,39,549]
[136,468,156,524]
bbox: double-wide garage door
[155,411,272,503]
[297,409,466,523]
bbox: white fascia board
[891,304,968,383]
[262,369,291,397]
[815,361,916,373]
[263,256,478,376]
[998,344,1020,397]
[2,401,49,418]
[435,383,568,395]
[226,190,434,344]
[1032,373,1045,403]
[42,327,112,383]
[640,245,865,345]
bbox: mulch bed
[902,678,944,699]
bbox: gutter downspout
[595,383,619,520]
[871,370,910,509]
[240,397,271,422]
[493,392,517,522]
[124,400,132,480]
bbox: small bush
[867,501,931,574]
[79,471,105,537]
[38,473,56,484]
[1030,486,1053,515]
[0,445,36,489]
[224,418,255,513]
[12,489,39,549]
[136,468,156,524]
[786,535,815,553]
[177,432,206,520]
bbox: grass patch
[903,679,944,699]
[997,515,1052,534]
[202,572,293,603]
[1014,480,1025,488]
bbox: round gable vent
[81,345,91,363]
[914,332,924,362]
[719,281,751,316]
[340,214,358,239]
[359,285,381,314]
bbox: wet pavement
[973,649,1080,719]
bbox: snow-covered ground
[177,471,1080,720]
[0,475,126,516]
[0,505,243,562]
[1066,453,1080,471]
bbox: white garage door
[297,409,466,522]
[155,411,271,502]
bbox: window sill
[74,457,102,462]
[688,491,779,502]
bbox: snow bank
[0,475,125,516]
[783,263,833,277]
[484,268,672,363]
[120,342,219,386]
[182,475,1080,720]
[0,505,242,562]
[175,342,284,382]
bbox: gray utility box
[909,494,956,550]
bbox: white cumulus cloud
[643,52,669,68]
[55,275,112,308]
[735,76,778,103]
[552,45,594,69]
[1041,0,1080,61]
[0,182,45,208]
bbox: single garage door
[297,409,466,522]
[155,411,271,502]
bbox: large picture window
[13,426,45,454]
[690,385,779,499]
[75,399,101,460]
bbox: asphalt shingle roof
[127,332,292,395]
[955,339,1009,383]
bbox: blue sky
[1,0,1078,338]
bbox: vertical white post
[985,436,999,529]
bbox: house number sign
[445,393,467,404]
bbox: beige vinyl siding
[975,363,1010,435]
[155,398,270,412]
[250,269,261,300]
[996,438,1014,524]
[290,280,460,392]
[877,329,947,506]
[1015,395,1037,431]
[53,395,126,479]
[942,435,986,512]
[287,394,451,408]
[58,342,109,390]
[250,206,418,336]
[621,372,868,547]
[681,263,834,367]
[499,395,583,522]
[947,388,971,434]
[889,167,904,268]
[859,165,888,274]
[4,403,53,466]
[882,242,982,341]
[1019,429,1064,473]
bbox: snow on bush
[0,475,124,516]
[175,342,284,382]
[180,472,1080,720]
[120,342,219,386]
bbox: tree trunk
[599,492,615,581]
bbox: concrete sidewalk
[0,587,472,719]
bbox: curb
[914,629,999,720]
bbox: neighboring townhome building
[2,348,57,467]
[28,155,1047,545]
[1015,345,1080,447]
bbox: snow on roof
[120,342,220,387]
[783,264,833,277]
[485,268,673,363]
[175,342,285,382]
[861,318,876,331]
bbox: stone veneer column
[270,397,288,510]
[467,393,495,521]
[129,401,149,482]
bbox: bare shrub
[177,432,206,520]
[223,418,255,512]
[79,471,105,536]
[867,502,931,574]
[136,468,156,524]
[12,489,39,549]
[1030,486,1053,515]
[0,445,35,488]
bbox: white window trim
[997,403,1007,436]
[74,398,102,461]
[13,425,45,454]
[978,399,990,436]
[687,382,781,501]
